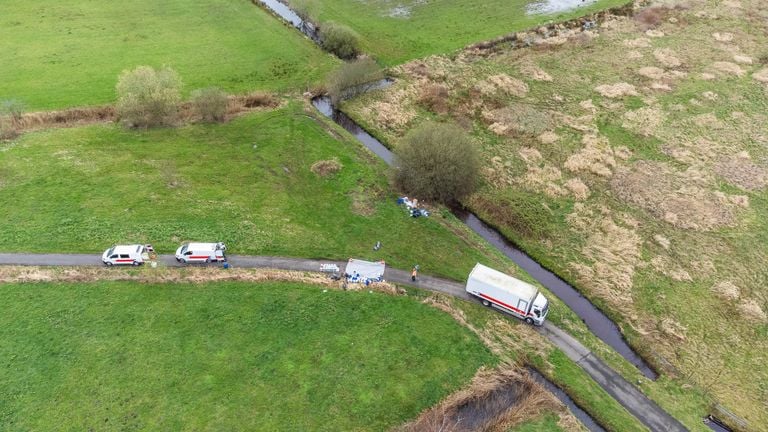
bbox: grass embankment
[287,0,630,65]
[0,280,493,430]
[0,0,337,110]
[0,103,512,281]
[345,0,768,428]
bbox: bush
[417,84,449,114]
[320,22,360,59]
[327,58,384,105]
[393,122,480,204]
[116,66,182,128]
[191,87,229,122]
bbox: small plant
[417,84,449,114]
[116,66,182,128]
[327,58,384,105]
[191,87,229,122]
[0,99,24,140]
[290,0,319,23]
[392,122,479,204]
[320,22,360,59]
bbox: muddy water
[527,0,599,15]
[451,382,527,431]
[528,368,607,432]
[257,0,320,42]
[705,417,733,432]
[313,96,395,165]
[311,94,658,380]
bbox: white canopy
[345,258,385,283]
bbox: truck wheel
[525,317,534,325]
[133,261,141,266]
[482,299,490,307]
[205,258,211,263]
[105,262,113,267]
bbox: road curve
[0,252,685,431]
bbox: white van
[102,244,147,266]
[466,263,549,325]
[175,242,227,264]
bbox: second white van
[175,242,227,264]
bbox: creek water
[527,0,599,15]
[257,0,320,42]
[528,368,607,432]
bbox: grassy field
[0,280,494,430]
[0,102,516,281]
[0,0,337,110]
[345,0,768,428]
[287,0,630,65]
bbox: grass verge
[0,280,493,430]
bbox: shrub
[327,58,384,105]
[634,7,669,30]
[116,66,182,128]
[417,84,449,114]
[310,159,343,177]
[191,87,229,122]
[393,122,479,204]
[320,22,360,59]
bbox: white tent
[345,258,385,284]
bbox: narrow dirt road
[0,252,687,431]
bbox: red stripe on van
[115,259,134,263]
[478,293,529,316]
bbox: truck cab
[530,292,549,326]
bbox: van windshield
[180,244,188,254]
[106,247,115,256]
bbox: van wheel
[133,261,141,266]
[525,317,534,325]
[482,299,490,307]
[205,258,211,263]
[105,262,113,267]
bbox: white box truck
[466,263,549,325]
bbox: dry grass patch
[310,158,343,177]
[611,161,739,230]
[567,205,642,311]
[564,134,618,177]
[715,154,768,191]
[595,82,638,98]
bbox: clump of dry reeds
[395,366,561,432]
[310,159,343,177]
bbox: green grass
[0,281,495,430]
[292,0,630,65]
[0,0,338,110]
[508,414,563,432]
[0,103,511,280]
